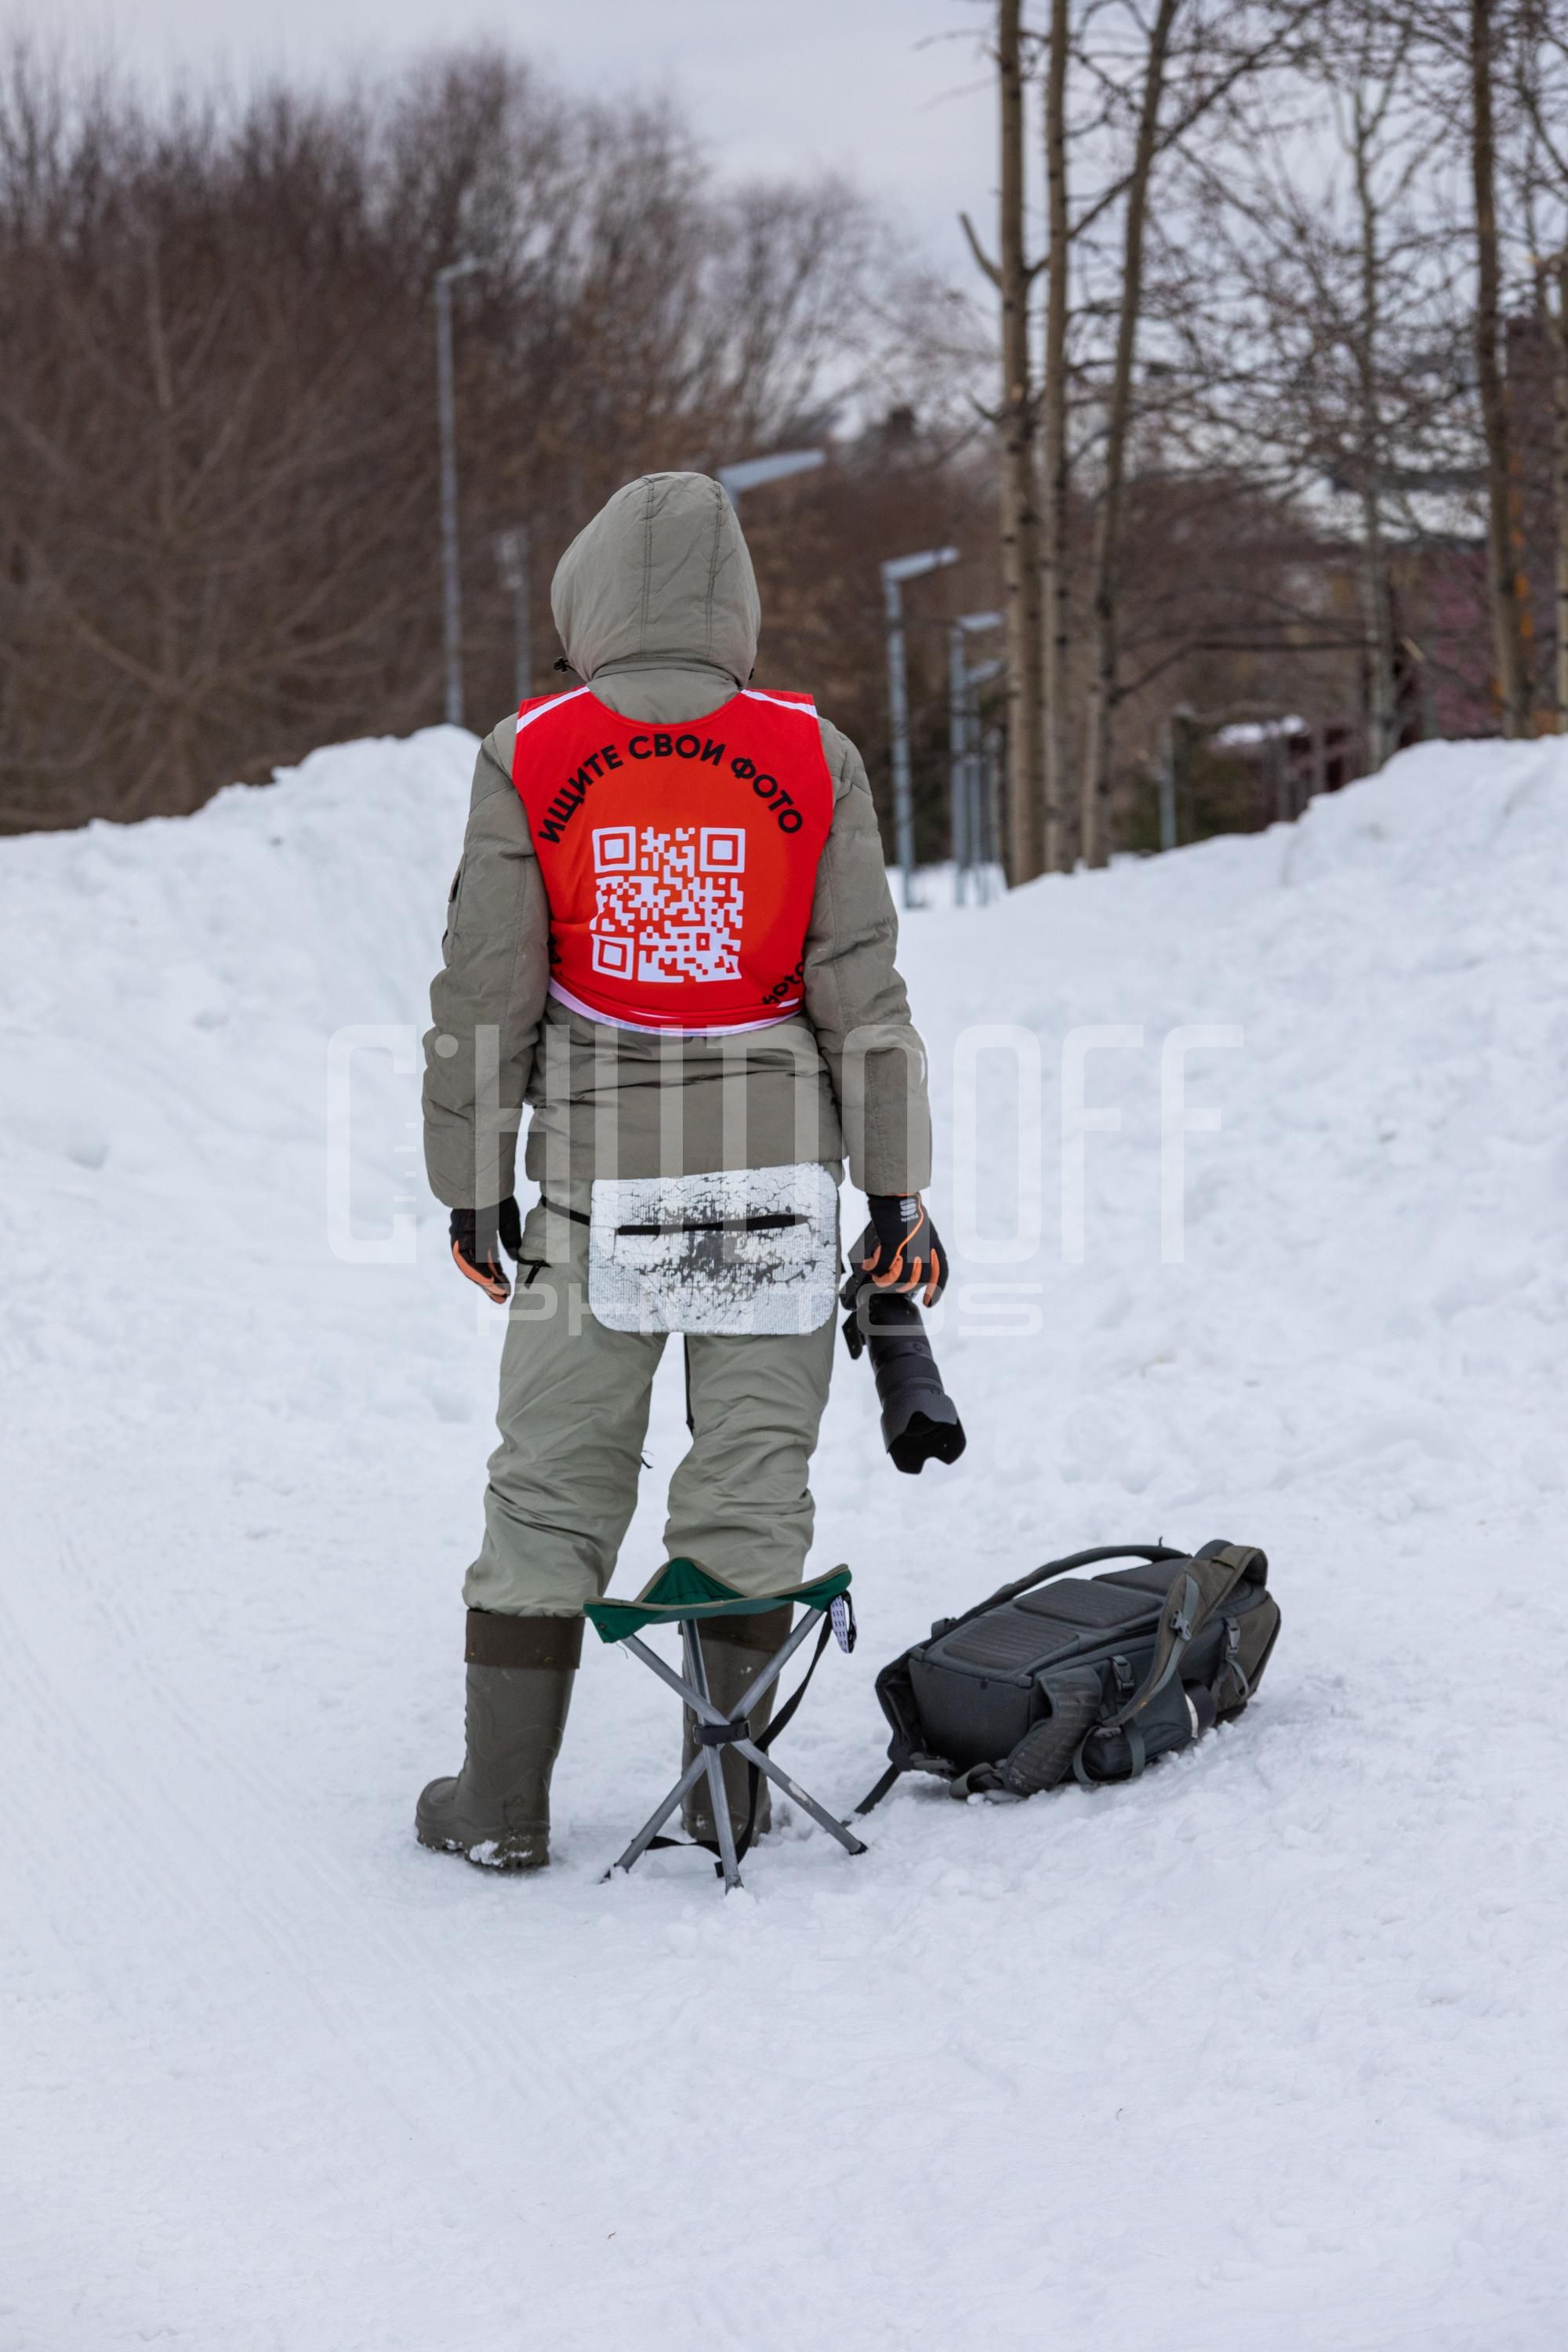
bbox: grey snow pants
[463,1200,837,1617]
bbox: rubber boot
[681,1606,793,1848]
[416,1611,582,1870]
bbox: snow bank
[2,729,1566,2350]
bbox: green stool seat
[594,1558,866,1892]
[586,1558,853,1642]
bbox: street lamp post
[434,256,481,728]
[495,526,531,706]
[967,661,1004,897]
[882,547,959,910]
[948,624,968,895]
[717,448,826,503]
[949,610,1001,906]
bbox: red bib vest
[511,686,835,1033]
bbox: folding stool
[586,1558,867,1893]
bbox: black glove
[858,1193,946,1307]
[450,1199,523,1303]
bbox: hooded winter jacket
[422,471,931,1209]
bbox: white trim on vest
[515,686,591,735]
[546,978,798,1037]
[739,689,819,716]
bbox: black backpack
[858,1540,1279,1812]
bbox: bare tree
[1468,0,1535,730]
[1534,250,1568,721]
[1056,1,1319,855]
[1080,0,1181,866]
[963,0,1046,882]
[1040,0,1076,869]
[1261,3,1448,770]
[0,44,927,832]
[1346,24,1410,767]
[1152,0,1500,767]
[1509,0,1568,724]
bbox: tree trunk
[1470,0,1532,735]
[1040,0,1073,870]
[1357,520,1396,766]
[1555,257,1568,728]
[1350,87,1398,769]
[1082,0,1179,867]
[993,0,1045,883]
[1538,252,1568,731]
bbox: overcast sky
[29,0,1000,274]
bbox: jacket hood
[550,472,760,685]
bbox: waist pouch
[860,1540,1279,1807]
[587,1163,838,1336]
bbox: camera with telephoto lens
[840,1228,967,1475]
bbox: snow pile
[3,730,1566,2350]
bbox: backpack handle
[939,1543,1188,1643]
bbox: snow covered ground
[2,728,1566,2350]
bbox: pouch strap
[696,1717,751,1746]
[539,1194,591,1225]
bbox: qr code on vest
[590,824,746,985]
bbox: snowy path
[2,733,1566,2349]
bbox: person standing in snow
[416,472,942,1868]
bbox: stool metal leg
[731,1737,869,1857]
[622,1616,818,1726]
[607,1617,866,1885]
[687,1625,745,1893]
[724,1613,822,1722]
[608,1748,712,1878]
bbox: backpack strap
[1094,1566,1203,1735]
[1073,1722,1147,1787]
[1213,1614,1250,1711]
[1074,1539,1266,1782]
[854,1760,906,1815]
